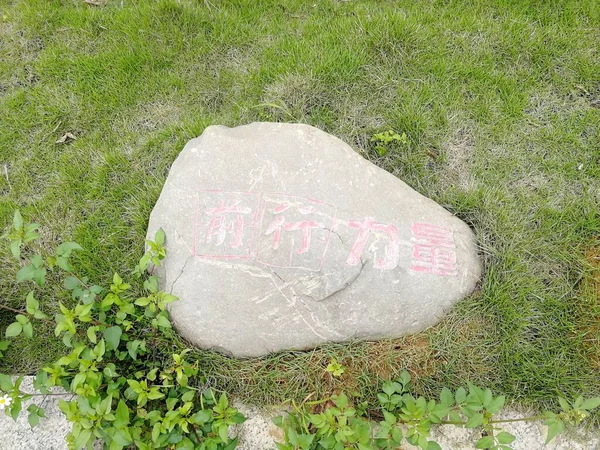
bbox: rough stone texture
[232,402,283,450]
[147,122,481,357]
[2,380,598,450]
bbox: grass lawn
[1,0,599,419]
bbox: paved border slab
[1,377,598,449]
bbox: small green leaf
[28,411,40,428]
[455,387,467,404]
[487,395,505,414]
[32,267,46,287]
[127,379,141,392]
[23,322,33,339]
[55,242,82,258]
[30,255,43,268]
[55,257,72,272]
[146,368,158,381]
[23,231,40,243]
[73,429,93,450]
[399,370,411,386]
[25,291,39,314]
[151,422,162,442]
[23,223,40,243]
[137,252,151,272]
[16,264,36,282]
[218,423,229,442]
[162,294,178,304]
[466,413,484,428]
[448,410,463,424]
[10,239,21,259]
[103,363,118,378]
[382,410,396,425]
[143,277,159,293]
[10,397,22,420]
[127,340,142,359]
[6,322,23,337]
[104,326,122,351]
[134,297,151,307]
[427,442,442,450]
[475,435,494,449]
[13,210,23,231]
[46,256,56,269]
[440,387,454,406]
[147,389,164,400]
[272,415,284,428]
[496,431,516,444]
[181,390,195,402]
[156,314,171,328]
[545,419,564,444]
[0,374,13,391]
[64,277,80,290]
[33,371,49,394]
[33,310,48,320]
[15,314,29,325]
[154,228,165,245]
[71,372,86,391]
[557,397,570,411]
[87,327,97,344]
[333,393,348,409]
[482,389,493,408]
[382,381,395,396]
[580,397,600,411]
[114,400,130,428]
[192,409,212,424]
[113,273,123,286]
[377,392,389,407]
[232,412,246,424]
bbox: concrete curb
[1,377,598,449]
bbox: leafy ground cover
[1,0,599,423]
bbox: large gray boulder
[147,123,481,357]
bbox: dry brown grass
[441,128,476,192]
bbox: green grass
[1,0,600,416]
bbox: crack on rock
[169,255,194,294]
[270,268,285,283]
[324,227,344,244]
[308,259,367,302]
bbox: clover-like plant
[325,359,344,378]
[1,211,245,450]
[370,130,408,156]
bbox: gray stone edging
[1,377,598,449]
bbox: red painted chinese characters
[192,190,457,277]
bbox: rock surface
[147,122,481,357]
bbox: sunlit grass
[1,0,599,415]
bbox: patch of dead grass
[440,128,476,192]
[262,72,332,122]
[131,100,182,133]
